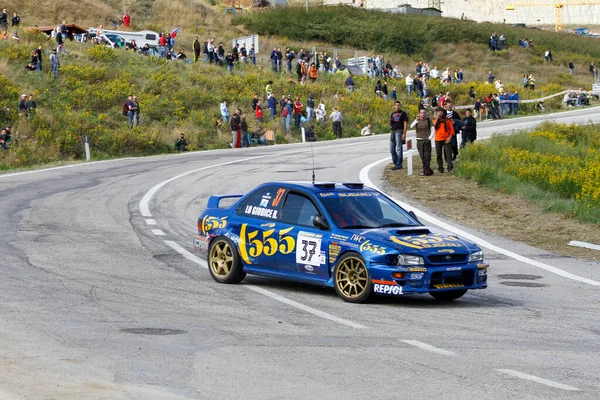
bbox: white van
[88,28,160,48]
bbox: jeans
[285,116,292,131]
[222,115,229,124]
[270,107,276,120]
[51,64,59,78]
[348,85,354,94]
[159,46,167,58]
[227,64,233,73]
[128,111,140,127]
[241,131,250,147]
[251,57,256,65]
[294,113,301,127]
[306,107,313,122]
[407,85,413,94]
[390,130,403,168]
[286,61,292,73]
[332,121,342,138]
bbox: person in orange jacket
[432,107,455,173]
[309,62,318,82]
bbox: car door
[235,185,286,272]
[275,191,330,281]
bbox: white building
[322,0,600,28]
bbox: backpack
[282,107,288,117]
[122,102,129,116]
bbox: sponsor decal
[433,283,465,289]
[359,240,387,255]
[409,267,427,272]
[260,198,269,208]
[446,266,462,271]
[389,233,462,250]
[437,249,455,253]
[330,233,350,241]
[193,235,209,250]
[372,279,403,295]
[260,222,276,228]
[318,192,335,197]
[328,244,341,263]
[238,224,295,265]
[338,192,374,197]
[409,272,424,280]
[304,265,314,272]
[319,250,326,265]
[296,232,322,267]
[350,234,366,243]
[244,204,278,219]
[338,241,359,249]
[201,216,227,234]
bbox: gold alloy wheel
[210,240,234,277]
[335,256,369,299]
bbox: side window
[238,186,285,221]
[281,193,319,227]
[146,34,157,40]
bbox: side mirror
[408,210,420,223]
[313,214,330,230]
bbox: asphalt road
[1,107,599,399]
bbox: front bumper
[369,263,488,295]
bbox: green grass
[455,122,600,224]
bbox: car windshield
[320,192,419,229]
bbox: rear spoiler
[207,194,244,209]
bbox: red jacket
[159,35,167,46]
[294,101,303,115]
[255,106,263,119]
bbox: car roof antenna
[311,141,316,184]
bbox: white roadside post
[84,135,90,161]
[301,127,306,143]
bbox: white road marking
[163,240,367,330]
[568,240,600,251]
[151,229,165,236]
[496,369,580,391]
[400,340,455,356]
[359,158,600,287]
[145,219,157,225]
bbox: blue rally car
[193,182,488,303]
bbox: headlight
[468,250,484,263]
[397,254,424,266]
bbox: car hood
[358,226,474,254]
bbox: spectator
[528,74,536,90]
[18,94,27,116]
[249,44,256,65]
[474,98,482,120]
[345,74,355,94]
[174,133,188,151]
[329,107,343,138]
[193,36,201,62]
[225,52,234,72]
[56,28,64,54]
[0,9,7,38]
[306,94,315,122]
[433,107,455,173]
[510,91,519,115]
[240,43,247,63]
[123,12,130,28]
[251,93,259,112]
[361,123,373,136]
[252,125,267,145]
[374,80,383,98]
[36,44,43,71]
[11,11,20,29]
[159,33,167,58]
[544,49,553,63]
[410,109,434,176]
[487,70,495,84]
[389,101,408,170]
[405,74,414,95]
[220,100,230,123]
[309,62,318,82]
[255,100,263,122]
[460,109,477,148]
[304,125,316,142]
[469,86,475,99]
[25,62,36,73]
[276,47,283,72]
[430,66,440,80]
[315,102,326,122]
[26,95,36,118]
[176,49,187,60]
[422,76,429,98]
[1,126,12,149]
[128,95,140,127]
[240,113,250,147]
[391,86,397,101]
[11,31,19,41]
[523,74,529,89]
[382,81,389,100]
[284,99,293,132]
[568,60,575,75]
[231,109,242,148]
[267,93,277,120]
[590,62,595,78]
[445,103,461,161]
[293,97,303,128]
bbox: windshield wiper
[376,222,415,228]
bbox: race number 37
[296,233,322,267]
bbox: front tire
[333,253,372,303]
[429,289,467,301]
[208,237,246,284]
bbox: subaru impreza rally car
[193,182,488,303]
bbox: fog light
[391,272,405,279]
[478,268,487,277]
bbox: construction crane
[506,1,600,32]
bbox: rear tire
[429,289,467,301]
[333,252,372,303]
[208,237,246,284]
